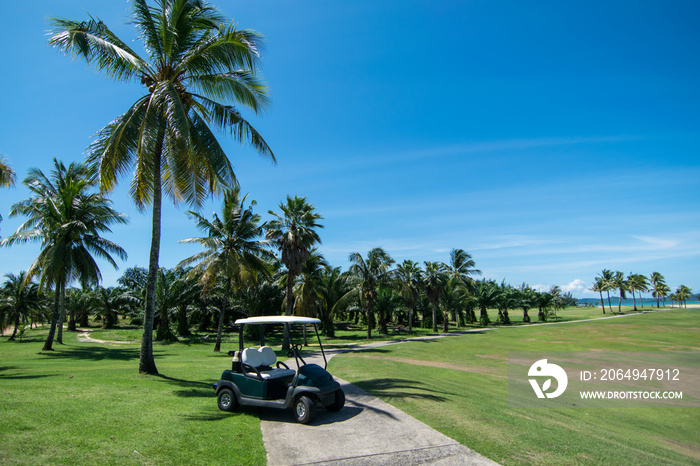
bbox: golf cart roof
[234,316,322,325]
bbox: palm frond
[48,16,147,81]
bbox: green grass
[328,308,700,465]
[0,330,265,465]
[2,308,694,465]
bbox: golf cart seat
[242,347,295,380]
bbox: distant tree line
[592,270,693,313]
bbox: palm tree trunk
[606,291,613,313]
[618,291,622,313]
[42,284,61,351]
[282,271,295,350]
[139,139,163,375]
[407,304,413,335]
[599,291,606,314]
[214,279,230,353]
[431,300,438,333]
[9,313,20,341]
[57,283,65,344]
[366,296,374,339]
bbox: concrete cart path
[259,339,498,466]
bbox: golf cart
[213,316,344,424]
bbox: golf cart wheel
[294,395,317,424]
[326,388,345,412]
[217,388,238,412]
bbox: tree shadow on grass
[156,374,214,399]
[354,378,448,403]
[185,405,259,422]
[38,345,142,362]
[0,365,59,380]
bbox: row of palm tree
[592,270,692,313]
[1,248,576,348]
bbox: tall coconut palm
[0,155,15,236]
[548,285,564,321]
[317,267,352,338]
[591,278,606,314]
[344,248,394,339]
[445,249,481,288]
[0,155,15,188]
[676,285,692,308]
[423,261,447,332]
[1,159,127,350]
[627,273,649,310]
[394,260,423,334]
[610,271,627,313]
[595,269,615,313]
[179,187,271,351]
[266,196,323,349]
[49,0,273,374]
[292,250,329,318]
[1,272,41,341]
[650,272,666,308]
[657,282,671,308]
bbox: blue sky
[1,0,698,298]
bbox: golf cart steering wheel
[287,344,307,365]
[287,344,302,358]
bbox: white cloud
[562,279,589,294]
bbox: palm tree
[627,273,649,310]
[591,278,607,314]
[317,266,352,338]
[657,282,671,308]
[473,279,498,326]
[443,278,469,327]
[1,159,127,351]
[610,271,627,313]
[0,155,15,188]
[292,251,329,342]
[0,155,16,233]
[423,261,448,332]
[518,284,537,323]
[495,281,517,324]
[91,286,140,329]
[1,272,41,341]
[266,196,323,349]
[345,248,394,339]
[445,249,481,287]
[595,269,615,313]
[650,272,667,308]
[676,285,692,308]
[394,260,423,334]
[548,285,564,321]
[179,187,271,351]
[0,154,16,237]
[50,0,273,374]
